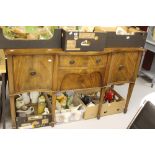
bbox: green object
[2,26,58,40]
[25,26,38,33]
[66,96,73,109]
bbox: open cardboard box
[100,89,126,117]
[76,87,126,119]
[55,94,85,124]
[75,88,101,120]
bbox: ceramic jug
[30,91,40,104]
[22,93,30,105]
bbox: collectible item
[16,96,25,109]
[30,91,40,104]
[104,90,115,103]
[22,93,30,105]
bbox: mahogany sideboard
[4,48,143,128]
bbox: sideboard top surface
[4,48,144,56]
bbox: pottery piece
[17,106,34,116]
[22,93,30,105]
[87,102,95,107]
[63,112,71,123]
[70,110,82,121]
[55,113,64,123]
[30,91,40,104]
[70,104,82,111]
[16,95,25,109]
[42,108,50,115]
[38,95,46,103]
[20,105,28,111]
[56,100,61,111]
[56,92,67,108]
[38,102,46,114]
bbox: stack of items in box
[2,26,58,40]
[55,90,85,123]
[76,89,101,119]
[60,26,141,34]
[15,92,51,129]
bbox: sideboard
[4,48,143,128]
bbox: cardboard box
[75,88,101,120]
[62,30,106,51]
[55,94,85,123]
[100,89,126,117]
[16,114,52,129]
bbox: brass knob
[96,58,101,64]
[30,71,36,76]
[69,60,75,64]
[118,65,125,71]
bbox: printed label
[79,33,95,39]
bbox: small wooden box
[75,88,101,120]
[100,89,126,117]
[62,30,106,51]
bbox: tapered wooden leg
[97,87,106,119]
[124,83,135,113]
[9,96,16,128]
[51,92,56,127]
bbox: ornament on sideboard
[16,95,25,109]
[22,93,30,105]
[30,91,40,104]
[38,95,46,115]
[104,89,115,103]
[16,106,35,117]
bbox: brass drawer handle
[69,60,75,65]
[118,65,125,70]
[30,71,36,76]
[96,58,101,64]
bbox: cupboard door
[57,68,106,90]
[107,52,139,83]
[13,55,53,92]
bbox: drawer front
[57,68,106,90]
[13,55,53,92]
[59,55,107,68]
[88,55,107,67]
[107,52,139,83]
[59,56,88,67]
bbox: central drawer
[59,55,107,68]
[13,55,53,92]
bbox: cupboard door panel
[57,68,106,90]
[13,55,53,92]
[107,52,139,83]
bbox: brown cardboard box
[76,88,126,119]
[100,89,126,117]
[75,88,101,120]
